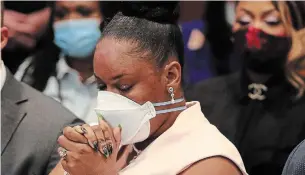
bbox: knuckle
[93,128,104,137]
[63,127,73,136]
[57,135,65,144]
[71,153,81,161]
[86,135,97,142]
[78,145,92,154]
[91,125,99,130]
[68,162,76,169]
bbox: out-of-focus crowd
[2,1,245,123]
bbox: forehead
[55,1,99,9]
[93,37,156,80]
[236,1,277,13]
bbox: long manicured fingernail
[97,113,104,122]
[88,141,95,149]
[81,127,87,134]
[108,144,113,154]
[93,141,99,152]
[102,145,110,158]
[75,127,84,134]
[118,124,122,131]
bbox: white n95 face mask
[94,91,186,146]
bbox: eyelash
[237,20,250,26]
[237,20,281,27]
[97,84,133,93]
[76,8,93,17]
[118,85,133,92]
[54,7,93,19]
[54,10,66,19]
[265,20,281,26]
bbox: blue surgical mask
[53,19,102,59]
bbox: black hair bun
[120,2,180,24]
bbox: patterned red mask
[233,28,292,73]
[246,26,262,49]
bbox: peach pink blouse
[119,102,248,175]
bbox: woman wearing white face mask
[50,2,248,175]
[14,1,103,123]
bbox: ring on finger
[73,125,85,135]
[58,147,68,160]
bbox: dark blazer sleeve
[282,140,305,175]
[2,70,86,175]
[44,118,84,175]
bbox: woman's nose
[250,21,263,31]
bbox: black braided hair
[99,2,184,82]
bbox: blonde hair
[277,1,305,98]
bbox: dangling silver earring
[168,87,175,104]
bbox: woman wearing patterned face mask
[14,1,103,123]
[49,2,248,175]
[187,1,305,175]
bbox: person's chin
[4,39,37,51]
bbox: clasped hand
[57,116,129,175]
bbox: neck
[246,69,272,84]
[66,57,93,82]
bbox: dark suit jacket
[282,139,305,175]
[1,70,83,175]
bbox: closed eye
[117,84,133,93]
[76,6,93,17]
[236,15,252,26]
[264,16,281,26]
[54,8,67,19]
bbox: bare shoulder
[179,156,242,175]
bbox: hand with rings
[57,115,122,175]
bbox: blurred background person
[204,0,252,75]
[1,2,83,175]
[2,1,51,73]
[180,19,214,88]
[175,1,216,89]
[14,1,103,124]
[187,1,305,175]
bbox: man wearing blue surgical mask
[14,1,103,124]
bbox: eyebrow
[93,73,125,82]
[262,9,277,17]
[240,8,276,18]
[111,74,124,80]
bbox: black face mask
[233,27,292,74]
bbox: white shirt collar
[56,54,96,85]
[0,60,6,91]
[57,53,72,80]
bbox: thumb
[113,125,122,148]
